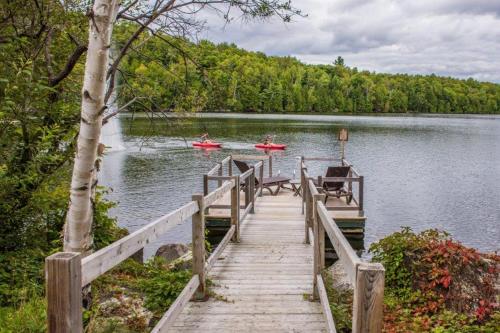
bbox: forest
[117,30,500,115]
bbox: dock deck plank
[170,191,328,332]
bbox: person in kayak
[262,134,273,145]
[200,133,211,143]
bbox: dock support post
[192,194,207,300]
[229,156,233,176]
[231,176,240,242]
[250,166,255,213]
[259,162,264,197]
[268,155,272,177]
[46,252,83,333]
[359,175,364,216]
[312,193,326,300]
[353,263,385,333]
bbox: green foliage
[117,35,500,115]
[0,249,45,306]
[322,270,352,332]
[0,297,46,333]
[89,258,192,330]
[0,0,85,252]
[93,187,129,250]
[137,259,192,313]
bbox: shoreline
[119,111,500,121]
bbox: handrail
[46,156,248,333]
[81,201,199,285]
[302,159,384,333]
[303,157,343,161]
[204,180,234,207]
[207,163,221,176]
[317,202,361,285]
[239,168,253,181]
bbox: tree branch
[102,97,138,124]
[49,44,87,87]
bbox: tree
[64,0,302,253]
[0,0,88,251]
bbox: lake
[100,113,500,257]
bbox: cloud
[198,0,500,82]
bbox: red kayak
[255,143,287,150]
[192,141,222,148]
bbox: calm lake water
[100,113,500,257]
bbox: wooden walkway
[172,191,328,332]
[45,155,383,333]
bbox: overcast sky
[199,0,500,82]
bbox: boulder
[155,243,189,262]
[329,261,353,292]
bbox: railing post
[217,162,223,187]
[231,176,240,242]
[304,178,311,244]
[229,156,233,176]
[203,174,209,215]
[348,168,353,197]
[191,194,207,300]
[244,172,251,210]
[46,252,83,333]
[359,175,364,216]
[352,263,385,333]
[301,163,306,214]
[313,193,326,300]
[268,155,272,177]
[250,166,255,213]
[259,162,264,197]
[306,180,314,241]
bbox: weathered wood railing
[301,156,364,216]
[45,156,260,333]
[205,155,268,221]
[301,161,385,333]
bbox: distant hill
[117,31,500,114]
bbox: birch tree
[64,0,301,253]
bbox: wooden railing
[301,160,385,333]
[301,156,364,215]
[205,155,269,221]
[45,156,260,333]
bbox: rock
[329,261,353,292]
[155,243,189,262]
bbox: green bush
[0,297,46,333]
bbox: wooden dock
[45,155,384,333]
[172,191,327,332]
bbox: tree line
[118,35,500,114]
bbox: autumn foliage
[370,228,499,332]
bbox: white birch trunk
[64,0,119,253]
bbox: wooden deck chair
[321,166,353,204]
[233,160,291,196]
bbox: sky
[199,0,500,82]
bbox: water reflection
[101,114,500,257]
